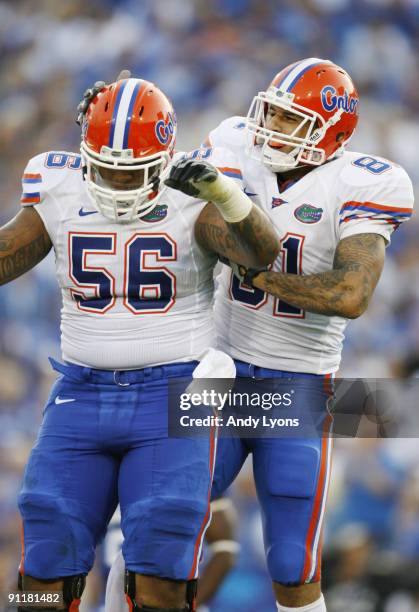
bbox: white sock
[277,594,326,611]
[105,549,128,611]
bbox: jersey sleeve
[20,154,47,208]
[181,146,244,189]
[211,146,244,189]
[337,158,414,244]
[20,151,82,240]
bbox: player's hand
[164,158,219,199]
[229,261,266,286]
[76,70,132,125]
[229,262,248,283]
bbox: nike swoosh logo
[55,396,76,405]
[243,188,257,197]
[79,207,98,217]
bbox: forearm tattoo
[254,233,385,318]
[227,206,279,265]
[196,203,279,267]
[0,209,52,284]
[0,234,50,284]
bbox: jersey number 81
[230,233,305,318]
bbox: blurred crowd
[1,0,419,610]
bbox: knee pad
[123,496,208,579]
[17,574,86,611]
[263,443,327,583]
[18,492,95,575]
[124,570,192,611]
[267,540,311,585]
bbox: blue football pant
[18,360,216,581]
[211,360,334,585]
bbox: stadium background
[1,1,419,610]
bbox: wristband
[210,172,252,223]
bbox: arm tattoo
[195,220,242,257]
[195,203,280,267]
[0,234,50,284]
[0,208,52,284]
[253,233,386,318]
[227,206,280,265]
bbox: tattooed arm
[0,208,52,285]
[195,202,280,267]
[165,158,280,267]
[250,233,385,319]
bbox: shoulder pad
[178,146,243,182]
[21,151,82,207]
[339,151,409,189]
[337,151,414,231]
[211,146,243,182]
[206,116,247,150]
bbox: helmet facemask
[81,142,170,224]
[246,87,344,173]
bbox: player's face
[265,105,310,153]
[91,165,158,191]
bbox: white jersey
[21,148,242,369]
[208,116,414,374]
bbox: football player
[79,58,414,612]
[205,58,414,612]
[2,78,280,611]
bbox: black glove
[76,70,132,126]
[164,158,218,198]
[76,81,106,126]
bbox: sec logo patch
[294,204,323,224]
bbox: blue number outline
[229,232,306,318]
[229,271,268,310]
[123,232,177,314]
[352,156,391,175]
[69,232,117,314]
[69,232,177,315]
[45,153,82,170]
[273,233,305,319]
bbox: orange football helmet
[80,78,176,222]
[246,58,359,172]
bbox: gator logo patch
[294,204,323,224]
[142,204,168,223]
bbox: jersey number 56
[69,232,176,314]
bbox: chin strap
[309,107,344,145]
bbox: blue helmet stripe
[109,80,128,147]
[286,61,323,92]
[122,80,143,149]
